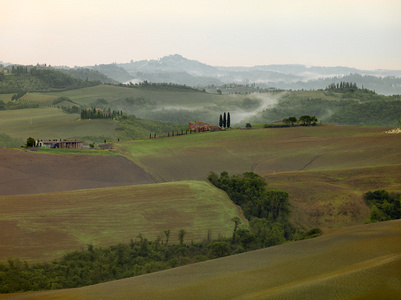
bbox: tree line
[0,99,39,111]
[115,81,204,93]
[0,231,231,293]
[326,82,358,92]
[80,108,124,120]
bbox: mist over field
[229,93,282,124]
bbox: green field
[24,85,230,108]
[3,220,399,300]
[0,181,244,263]
[117,125,400,181]
[0,107,118,140]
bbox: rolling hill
[117,125,400,180]
[0,179,243,263]
[2,82,398,130]
[1,59,400,298]
[0,122,399,297]
[117,125,401,228]
[2,219,399,299]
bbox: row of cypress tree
[219,112,230,128]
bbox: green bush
[364,190,401,223]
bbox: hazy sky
[1,0,401,69]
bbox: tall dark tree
[25,137,36,147]
[227,112,231,128]
[219,114,223,127]
[223,112,227,128]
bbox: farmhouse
[39,140,82,149]
[189,121,211,132]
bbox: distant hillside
[58,67,118,84]
[259,73,401,96]
[98,54,401,95]
[121,54,219,77]
[89,64,133,83]
[5,83,398,128]
[4,56,401,94]
[0,65,101,93]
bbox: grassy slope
[0,107,118,140]
[3,219,400,300]
[0,181,244,263]
[116,126,401,228]
[264,165,400,229]
[117,125,400,180]
[25,85,229,107]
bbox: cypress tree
[223,112,226,128]
[219,114,223,127]
[227,112,231,128]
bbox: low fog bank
[230,93,284,125]
[105,92,286,127]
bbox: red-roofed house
[189,122,211,132]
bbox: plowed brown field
[0,149,155,196]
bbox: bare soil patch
[0,149,155,196]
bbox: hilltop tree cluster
[219,112,230,128]
[80,108,124,120]
[119,81,203,92]
[282,115,318,126]
[326,82,358,92]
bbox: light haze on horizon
[1,0,401,70]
